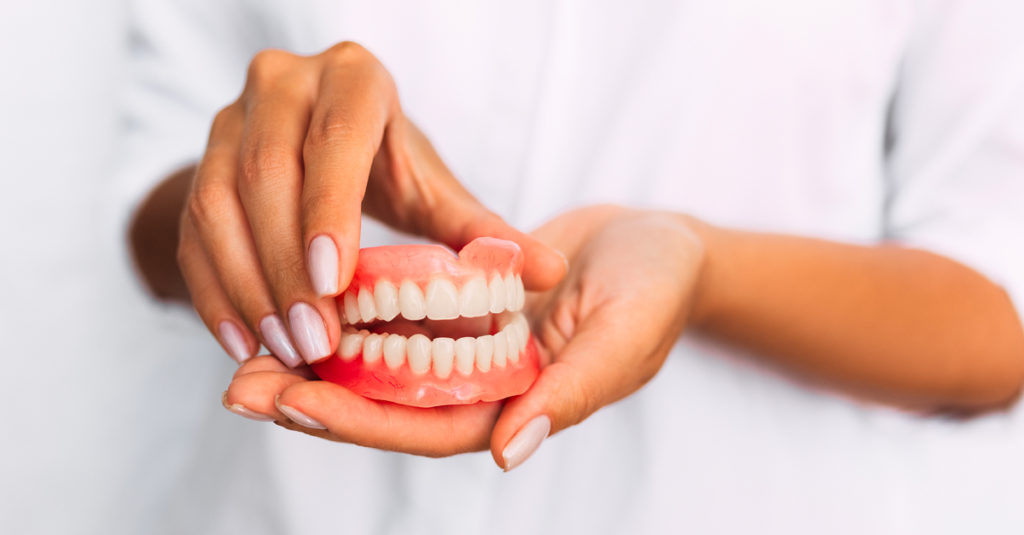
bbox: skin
[131,43,1024,469]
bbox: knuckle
[324,40,369,63]
[186,182,232,228]
[239,144,297,189]
[246,49,295,90]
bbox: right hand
[177,42,566,367]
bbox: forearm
[687,219,1024,411]
[128,165,194,302]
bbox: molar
[358,287,377,323]
[454,337,476,376]
[505,325,520,364]
[492,330,508,368]
[476,334,494,373]
[488,273,506,314]
[362,333,384,364]
[459,277,490,318]
[398,280,426,320]
[503,274,518,312]
[383,333,407,370]
[431,337,455,379]
[513,274,526,310]
[407,334,432,375]
[374,280,400,321]
[425,278,459,320]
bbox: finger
[275,381,501,457]
[225,368,311,420]
[178,218,257,364]
[232,355,317,380]
[188,103,304,368]
[490,307,656,471]
[302,43,395,297]
[235,51,340,365]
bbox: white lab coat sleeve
[885,1,1024,324]
[107,0,270,249]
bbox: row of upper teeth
[336,313,531,378]
[341,273,525,324]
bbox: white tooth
[517,316,531,346]
[425,278,459,320]
[407,334,432,375]
[488,273,506,314]
[493,331,508,368]
[476,335,494,373]
[343,291,360,323]
[398,280,427,320]
[358,287,377,323]
[459,277,490,318]
[514,274,526,310]
[505,325,520,364]
[504,274,518,312]
[383,334,407,370]
[374,280,400,321]
[362,333,383,364]
[339,331,365,361]
[454,337,476,376]
[431,337,455,379]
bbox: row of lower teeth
[342,274,525,324]
[335,313,530,378]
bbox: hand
[177,42,566,367]
[223,205,706,469]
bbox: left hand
[223,205,706,468]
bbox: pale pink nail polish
[222,392,273,422]
[288,302,331,363]
[217,320,252,364]
[259,315,302,368]
[502,415,551,472]
[308,235,339,296]
[277,403,326,429]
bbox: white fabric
[101,1,1024,533]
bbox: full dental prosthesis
[311,237,541,407]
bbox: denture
[311,237,541,407]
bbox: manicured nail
[288,302,332,363]
[259,314,302,368]
[217,320,252,364]
[276,399,326,429]
[308,235,339,296]
[221,392,272,422]
[502,415,551,472]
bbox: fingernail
[308,235,339,296]
[217,320,252,364]
[276,398,326,429]
[221,391,273,422]
[288,302,332,363]
[259,314,303,368]
[502,415,551,472]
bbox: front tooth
[454,337,476,376]
[383,334,407,370]
[505,325,520,364]
[503,274,518,312]
[343,291,360,323]
[374,280,400,321]
[488,273,506,314]
[407,334,432,375]
[362,333,383,364]
[431,337,455,379]
[339,331,365,361]
[459,277,490,318]
[492,331,508,368]
[513,274,526,310]
[357,287,377,323]
[398,280,426,320]
[476,335,494,373]
[425,278,459,320]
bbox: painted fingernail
[308,235,339,296]
[502,415,551,472]
[276,400,326,429]
[221,391,273,422]
[217,320,252,364]
[288,302,332,363]
[259,314,302,368]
